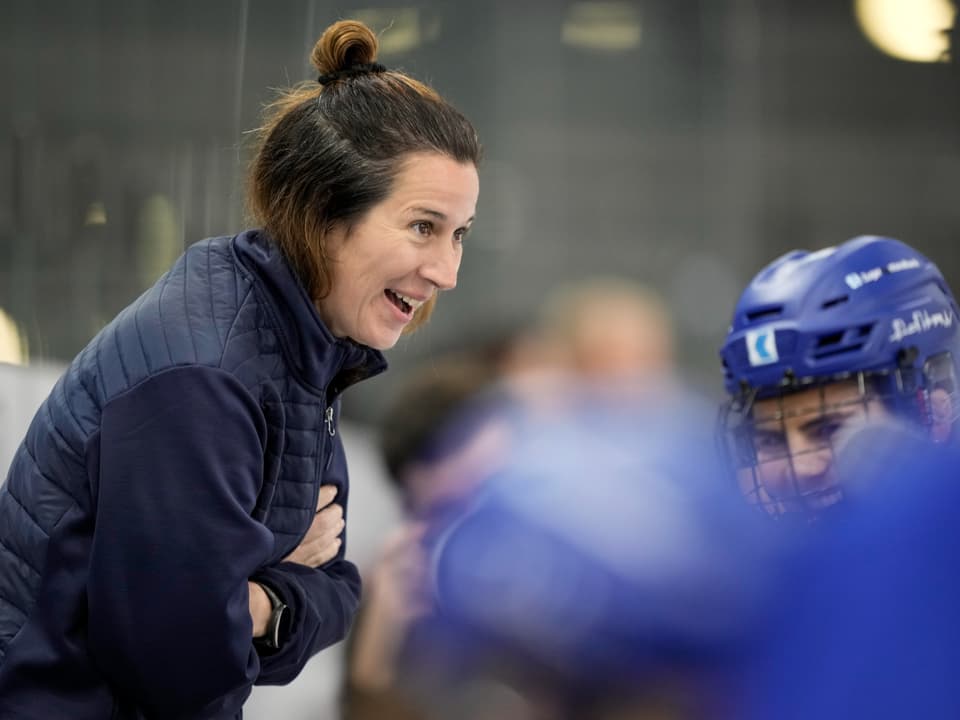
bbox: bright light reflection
[855,0,956,62]
[353,8,440,54]
[563,2,642,51]
[0,308,26,365]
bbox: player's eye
[810,419,844,445]
[753,430,788,458]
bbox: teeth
[394,291,425,310]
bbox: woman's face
[319,152,479,350]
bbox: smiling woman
[248,20,482,345]
[0,17,482,720]
[318,152,479,350]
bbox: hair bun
[311,20,379,77]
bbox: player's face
[745,379,890,515]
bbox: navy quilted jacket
[0,230,387,719]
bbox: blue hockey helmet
[721,236,959,398]
[718,236,960,517]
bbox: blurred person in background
[500,277,678,428]
[537,276,675,381]
[420,379,775,720]
[343,278,682,720]
[0,18,481,719]
[718,235,960,521]
[342,353,509,720]
[345,280,756,720]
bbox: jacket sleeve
[251,558,361,685]
[87,365,274,719]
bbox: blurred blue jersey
[741,426,960,719]
[424,378,782,697]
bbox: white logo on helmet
[845,267,882,290]
[887,258,920,273]
[844,258,921,291]
[746,329,779,367]
[889,308,953,343]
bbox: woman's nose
[421,244,461,291]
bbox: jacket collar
[232,229,388,395]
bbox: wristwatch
[254,582,290,652]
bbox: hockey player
[719,235,959,518]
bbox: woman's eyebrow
[407,206,447,220]
[407,206,475,224]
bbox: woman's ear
[929,387,954,443]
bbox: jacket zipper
[324,405,336,437]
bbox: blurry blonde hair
[539,277,674,377]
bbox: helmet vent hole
[814,344,865,359]
[816,331,845,348]
[821,295,849,310]
[812,325,873,359]
[746,305,783,322]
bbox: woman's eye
[454,228,468,244]
[412,221,433,236]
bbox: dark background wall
[2,0,958,420]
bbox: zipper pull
[325,406,336,437]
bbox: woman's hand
[283,484,344,567]
[249,486,342,638]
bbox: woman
[0,19,481,719]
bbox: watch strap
[254,582,289,652]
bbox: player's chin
[770,485,844,515]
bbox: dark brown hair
[247,20,482,332]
